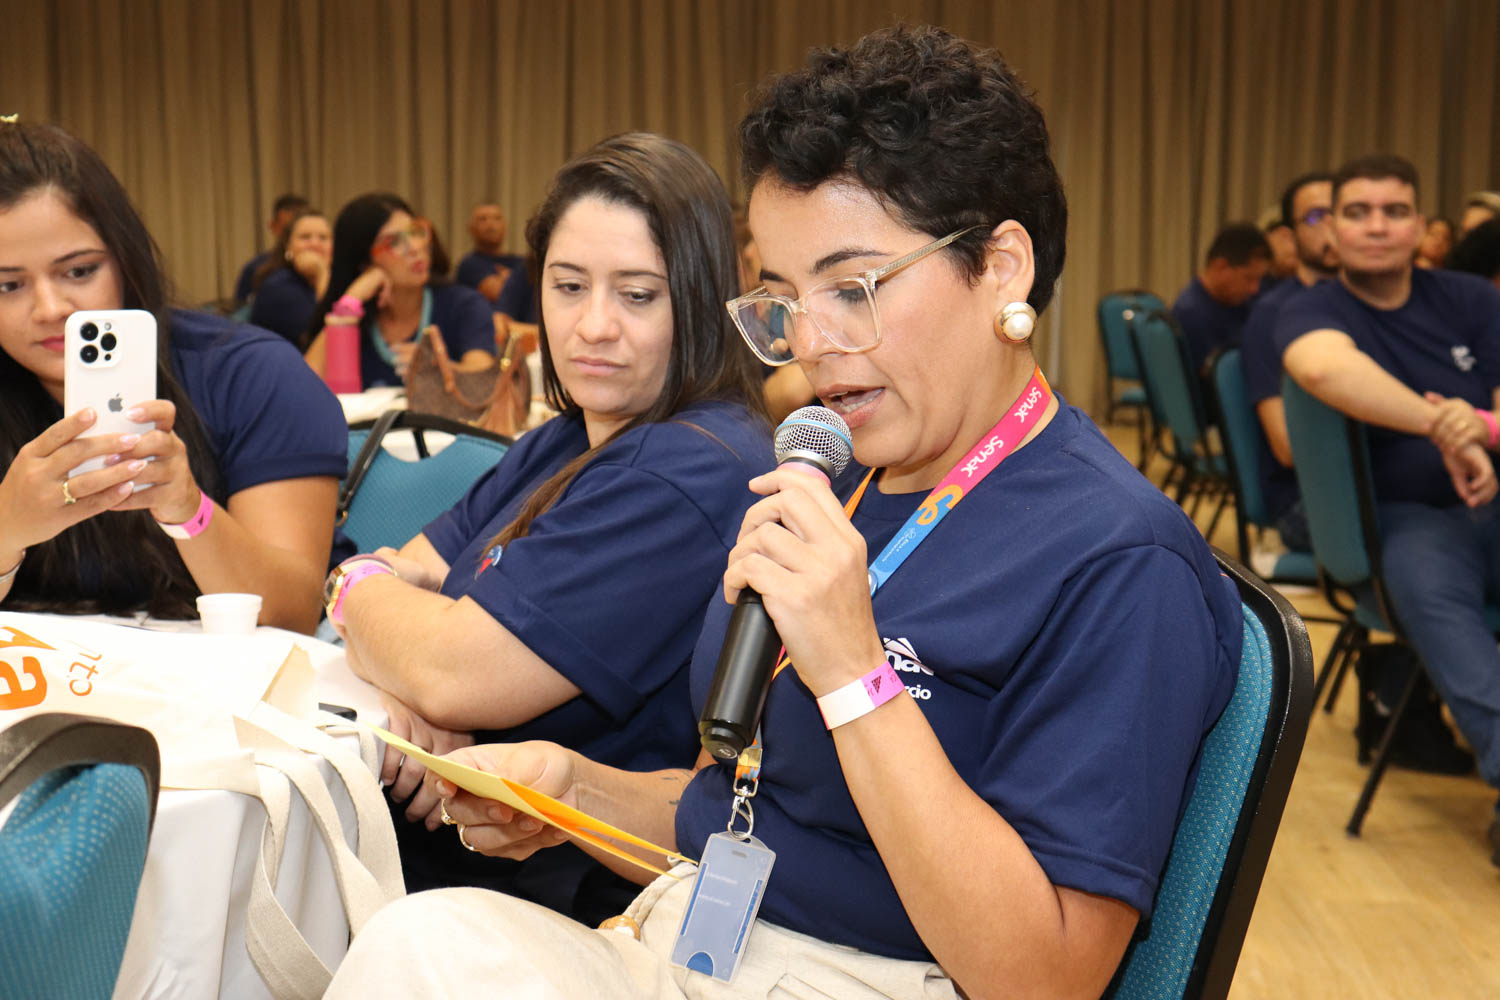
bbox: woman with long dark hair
[0,122,346,632]
[302,193,493,386]
[247,206,332,344]
[326,132,772,922]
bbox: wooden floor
[1099,422,1500,1000]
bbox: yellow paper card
[370,726,693,876]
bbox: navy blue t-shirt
[168,309,348,495]
[1240,278,1314,520]
[248,268,318,346]
[360,282,495,388]
[456,251,526,307]
[422,400,773,769]
[1274,269,1500,507]
[233,252,269,305]
[676,401,1242,961]
[1174,277,1255,374]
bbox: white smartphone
[63,309,158,480]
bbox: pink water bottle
[324,323,362,394]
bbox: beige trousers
[324,864,957,1000]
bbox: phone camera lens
[100,332,118,351]
[80,322,99,341]
[80,344,99,363]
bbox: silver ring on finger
[456,823,480,853]
[62,478,77,506]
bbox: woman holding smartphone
[302,193,494,387]
[0,121,346,632]
[247,206,333,345]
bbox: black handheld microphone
[698,406,854,759]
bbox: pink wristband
[1477,409,1498,449]
[817,659,905,730]
[328,559,394,627]
[331,294,365,319]
[157,489,214,539]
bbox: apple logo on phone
[108,394,124,412]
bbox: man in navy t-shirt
[1172,222,1271,375]
[1240,171,1338,550]
[232,193,308,305]
[455,202,528,312]
[1275,154,1500,862]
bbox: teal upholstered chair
[0,714,160,1000]
[1208,347,1317,584]
[1107,549,1313,999]
[1098,290,1167,469]
[1130,309,1231,534]
[339,409,512,553]
[1280,376,1500,833]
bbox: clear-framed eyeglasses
[725,226,982,366]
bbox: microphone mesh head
[774,406,854,477]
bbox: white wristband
[817,660,905,730]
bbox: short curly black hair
[738,24,1067,314]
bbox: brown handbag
[404,315,535,437]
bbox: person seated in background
[456,201,527,307]
[325,26,1241,1000]
[1460,190,1500,237]
[325,132,773,924]
[0,122,344,633]
[1173,221,1271,374]
[1448,218,1500,290]
[302,193,494,387]
[247,207,332,345]
[232,192,307,306]
[1415,215,1454,269]
[1263,218,1299,283]
[1277,154,1500,857]
[1241,171,1337,554]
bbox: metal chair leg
[1347,663,1423,836]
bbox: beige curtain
[2,0,1496,413]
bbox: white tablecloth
[77,619,388,1000]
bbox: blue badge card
[670,832,775,983]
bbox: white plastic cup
[196,593,263,634]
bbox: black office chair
[0,714,161,999]
[1107,549,1313,999]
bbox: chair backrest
[0,714,160,1000]
[1279,377,1386,590]
[1131,308,1209,460]
[1108,550,1313,1000]
[1209,348,1269,561]
[1099,290,1167,382]
[339,409,512,552]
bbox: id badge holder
[670,831,775,983]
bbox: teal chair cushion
[1110,603,1272,998]
[340,431,509,553]
[0,764,152,999]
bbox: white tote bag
[0,612,404,999]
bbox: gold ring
[61,479,77,506]
[440,801,456,826]
[456,823,480,853]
